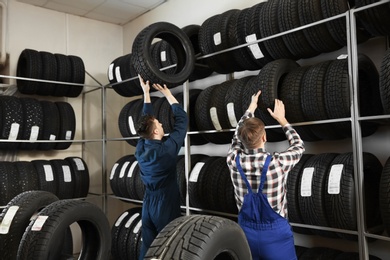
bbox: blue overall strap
[258,155,272,193]
[235,154,253,194]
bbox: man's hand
[267,99,288,126]
[138,74,150,94]
[152,83,178,105]
[247,90,261,114]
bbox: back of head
[238,117,265,149]
[137,114,156,139]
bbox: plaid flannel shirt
[226,110,305,218]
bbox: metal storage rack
[104,1,390,259]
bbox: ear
[152,127,159,136]
[262,133,267,143]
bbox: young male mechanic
[135,75,188,260]
[227,90,305,260]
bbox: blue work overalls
[236,154,297,260]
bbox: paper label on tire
[328,164,344,194]
[300,167,314,197]
[108,63,114,80]
[43,165,54,181]
[119,161,130,178]
[29,126,39,141]
[128,116,136,135]
[125,213,140,228]
[128,161,138,178]
[115,66,122,82]
[133,219,142,233]
[190,162,205,182]
[73,158,85,171]
[62,165,72,182]
[246,34,264,59]
[49,134,56,141]
[0,206,19,234]
[110,163,119,180]
[32,216,49,231]
[115,211,129,226]
[213,32,222,45]
[227,103,237,127]
[8,123,20,140]
[210,107,222,130]
[160,51,167,62]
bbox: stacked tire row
[0,191,110,260]
[0,96,76,150]
[17,48,85,97]
[109,154,237,214]
[0,157,89,205]
[108,24,212,97]
[379,48,390,115]
[296,246,381,259]
[118,90,208,147]
[110,207,143,260]
[286,152,383,240]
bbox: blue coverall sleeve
[165,103,188,154]
[143,102,154,116]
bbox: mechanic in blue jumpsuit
[227,91,305,260]
[135,75,188,260]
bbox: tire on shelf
[144,215,252,260]
[16,48,42,95]
[38,100,60,151]
[17,200,111,260]
[65,157,90,198]
[379,48,390,115]
[132,22,195,87]
[38,51,57,96]
[0,190,59,260]
[54,101,76,150]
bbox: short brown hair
[238,117,265,149]
[137,114,156,139]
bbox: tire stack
[0,157,89,205]
[17,49,85,97]
[286,152,383,240]
[0,191,111,260]
[0,96,76,150]
[118,89,207,147]
[108,23,212,97]
[111,207,143,260]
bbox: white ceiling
[16,0,167,25]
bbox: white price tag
[110,163,119,180]
[62,165,72,182]
[300,167,314,197]
[227,103,237,127]
[115,212,129,227]
[213,32,222,45]
[43,165,54,182]
[29,126,39,141]
[8,123,20,140]
[160,51,167,62]
[128,161,138,178]
[108,63,114,80]
[31,216,49,231]
[73,158,85,171]
[125,213,140,228]
[210,107,222,130]
[245,34,264,59]
[0,206,19,234]
[115,66,122,82]
[328,164,344,194]
[190,162,205,182]
[119,161,130,178]
[128,116,136,135]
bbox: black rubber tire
[38,51,57,96]
[17,200,111,260]
[0,162,21,206]
[0,96,24,150]
[19,97,44,150]
[53,53,72,97]
[32,160,58,195]
[181,24,214,81]
[144,215,251,260]
[14,161,40,192]
[298,153,339,237]
[38,100,60,150]
[16,49,42,95]
[67,55,85,97]
[54,101,76,150]
[65,157,90,198]
[132,22,195,87]
[278,0,319,58]
[259,0,296,60]
[287,154,314,234]
[380,156,390,237]
[356,0,390,36]
[380,49,390,114]
[111,207,142,260]
[297,0,342,53]
[0,190,59,260]
[50,159,75,199]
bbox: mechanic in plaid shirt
[227,90,305,260]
